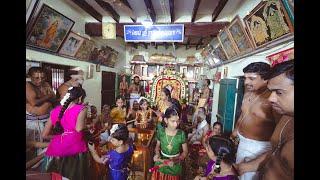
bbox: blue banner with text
[124,24,184,42]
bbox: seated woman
[202,121,223,145]
[100,104,112,144]
[110,96,127,125]
[195,135,238,180]
[188,107,210,145]
[126,100,140,128]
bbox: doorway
[101,71,116,108]
[217,79,237,135]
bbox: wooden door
[101,71,116,108]
[217,79,237,135]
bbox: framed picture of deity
[75,38,96,61]
[58,32,85,57]
[26,4,75,53]
[281,0,294,24]
[217,29,238,60]
[227,15,255,55]
[243,0,294,49]
[210,38,228,61]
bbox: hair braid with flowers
[53,87,86,134]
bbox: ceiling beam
[144,0,156,23]
[85,22,229,37]
[164,42,169,50]
[196,37,204,50]
[186,39,191,50]
[143,43,148,49]
[212,0,228,22]
[71,0,102,22]
[120,0,132,9]
[191,0,202,22]
[95,0,120,23]
[184,22,229,36]
[120,0,136,23]
[169,0,175,23]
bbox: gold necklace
[165,130,176,152]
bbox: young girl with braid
[41,87,89,180]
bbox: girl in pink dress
[41,87,89,180]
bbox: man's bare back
[236,90,276,141]
[260,116,293,180]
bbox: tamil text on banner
[124,24,184,42]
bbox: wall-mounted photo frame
[217,29,238,60]
[210,38,228,61]
[58,32,85,57]
[228,15,255,55]
[26,0,40,24]
[281,0,294,24]
[75,38,96,61]
[26,4,75,53]
[243,0,294,49]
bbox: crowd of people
[26,60,294,180]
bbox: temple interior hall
[26,0,294,179]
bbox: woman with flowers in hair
[88,124,134,180]
[41,86,89,180]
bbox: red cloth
[151,171,180,180]
[51,172,62,180]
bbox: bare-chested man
[128,75,145,108]
[236,60,294,180]
[26,67,55,143]
[230,62,277,180]
[201,79,211,100]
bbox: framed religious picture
[58,32,85,57]
[227,15,255,55]
[281,0,294,24]
[26,4,75,53]
[210,38,227,61]
[243,0,294,49]
[75,38,96,61]
[217,28,238,60]
[26,0,40,24]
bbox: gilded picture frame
[75,38,96,61]
[26,4,75,53]
[217,29,238,60]
[281,0,294,24]
[58,31,85,57]
[227,15,255,55]
[243,0,294,49]
[210,38,228,61]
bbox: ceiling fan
[102,0,136,19]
